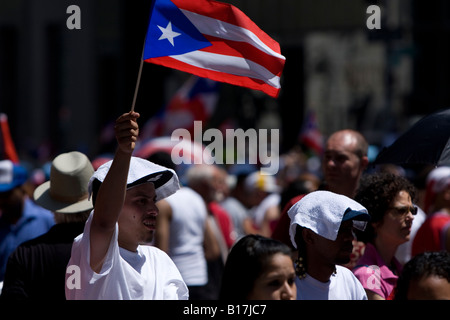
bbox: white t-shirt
[65,212,189,300]
[165,187,208,286]
[249,193,280,228]
[296,265,368,300]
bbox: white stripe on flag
[169,50,281,88]
[180,9,285,61]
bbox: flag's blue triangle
[144,0,212,59]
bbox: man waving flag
[143,0,286,98]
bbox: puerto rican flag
[299,110,324,155]
[140,76,219,139]
[143,0,286,98]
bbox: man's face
[310,220,356,266]
[118,182,158,251]
[322,132,365,194]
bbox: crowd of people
[0,111,449,300]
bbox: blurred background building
[0,0,448,167]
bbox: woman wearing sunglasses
[352,172,417,300]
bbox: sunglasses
[388,205,418,216]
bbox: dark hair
[354,172,417,243]
[219,234,293,300]
[393,251,450,300]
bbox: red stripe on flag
[201,35,285,77]
[172,0,280,53]
[146,55,280,97]
[145,0,285,97]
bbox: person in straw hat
[1,151,94,300]
[65,111,188,300]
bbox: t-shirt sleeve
[160,251,189,300]
[65,210,119,299]
[151,248,189,300]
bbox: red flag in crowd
[141,75,219,139]
[0,113,19,163]
[299,111,324,155]
[143,0,286,98]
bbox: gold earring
[295,256,306,279]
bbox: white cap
[88,156,180,201]
[424,166,450,212]
[426,166,450,193]
[288,190,369,247]
[244,171,280,193]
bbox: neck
[328,183,357,199]
[373,237,398,269]
[306,259,336,283]
[118,238,138,252]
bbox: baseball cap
[88,156,180,202]
[288,190,370,247]
[424,166,450,213]
[0,160,28,193]
[244,171,280,193]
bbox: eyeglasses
[388,205,418,216]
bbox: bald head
[327,130,368,158]
[322,130,369,198]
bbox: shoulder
[341,265,368,286]
[140,246,188,292]
[141,245,175,262]
[335,266,367,299]
[430,212,450,225]
[25,197,53,217]
[338,265,360,278]
[141,246,182,273]
[166,187,206,208]
[352,263,376,284]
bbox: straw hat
[34,151,94,214]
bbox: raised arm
[89,111,140,272]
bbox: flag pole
[130,50,144,112]
[131,0,158,112]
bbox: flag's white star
[157,21,181,46]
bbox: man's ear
[360,155,369,170]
